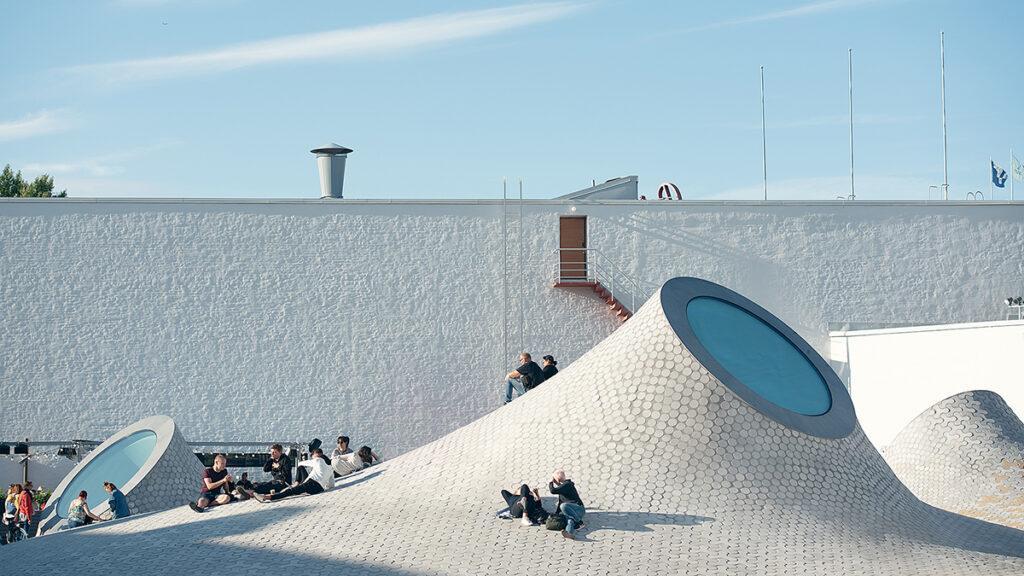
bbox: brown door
[559,216,587,280]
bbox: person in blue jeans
[103,482,130,519]
[503,352,546,404]
[549,469,585,539]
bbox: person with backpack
[549,469,585,539]
[499,483,549,526]
[503,352,546,404]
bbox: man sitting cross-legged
[255,448,334,503]
[189,454,235,513]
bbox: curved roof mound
[9,279,1024,574]
[884,390,1024,529]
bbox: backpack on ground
[545,513,567,531]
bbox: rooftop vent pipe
[311,143,353,199]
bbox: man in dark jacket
[549,469,585,539]
[252,444,292,495]
[503,352,546,404]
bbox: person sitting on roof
[541,355,559,380]
[549,469,585,540]
[189,454,236,513]
[255,448,334,503]
[332,446,376,478]
[503,352,546,404]
[66,490,104,529]
[103,482,131,519]
[499,483,549,526]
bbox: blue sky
[2,0,1022,200]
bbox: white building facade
[2,198,1022,456]
[830,319,1024,448]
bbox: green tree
[0,164,67,197]
[0,164,25,197]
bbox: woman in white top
[333,446,375,477]
[331,436,381,468]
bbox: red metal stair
[553,281,633,321]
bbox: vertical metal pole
[990,158,994,199]
[501,178,508,366]
[849,48,856,201]
[760,66,768,201]
[1011,148,1015,201]
[518,178,524,352]
[940,31,949,200]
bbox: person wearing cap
[541,355,558,380]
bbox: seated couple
[328,435,382,477]
[499,470,585,539]
[253,446,375,503]
[503,352,558,404]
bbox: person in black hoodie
[499,484,549,526]
[549,469,585,539]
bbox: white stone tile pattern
[884,390,1024,529]
[119,424,206,517]
[5,286,1024,575]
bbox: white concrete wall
[830,320,1024,449]
[2,198,1023,458]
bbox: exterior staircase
[552,248,649,323]
[553,280,634,321]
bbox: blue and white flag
[992,161,1008,188]
[1013,155,1024,183]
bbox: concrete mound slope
[6,278,1024,575]
[884,390,1024,529]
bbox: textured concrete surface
[4,279,1024,575]
[2,199,1023,457]
[35,416,204,534]
[884,390,1024,529]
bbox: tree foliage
[0,164,67,197]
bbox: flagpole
[849,48,855,200]
[760,65,767,201]
[990,157,993,199]
[1011,148,1015,201]
[940,31,949,200]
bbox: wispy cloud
[0,110,74,142]
[68,2,584,84]
[22,140,181,178]
[681,0,886,33]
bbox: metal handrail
[553,248,653,314]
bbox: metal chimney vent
[311,143,353,199]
